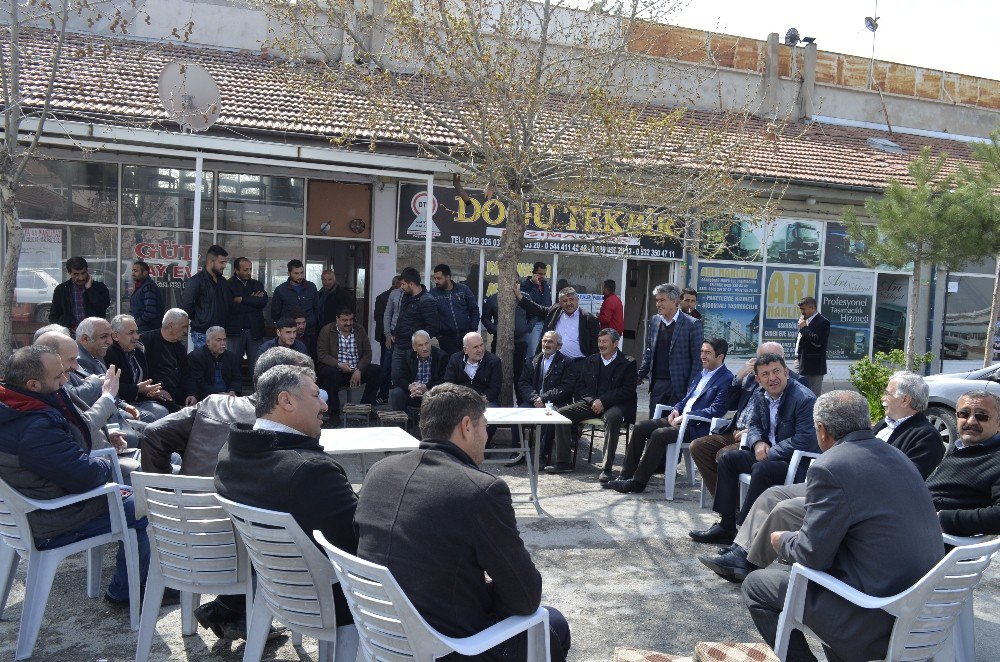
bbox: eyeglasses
[956,410,991,422]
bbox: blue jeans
[35,495,150,601]
[190,331,207,350]
[525,321,544,356]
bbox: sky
[664,0,1000,81]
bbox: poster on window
[696,262,762,358]
[21,228,63,272]
[699,219,765,262]
[765,219,822,266]
[821,270,873,360]
[762,267,819,357]
[396,184,683,259]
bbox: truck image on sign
[767,221,820,264]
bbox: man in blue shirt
[431,264,480,356]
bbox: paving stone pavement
[2,441,998,661]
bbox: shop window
[395,244,482,296]
[943,275,994,367]
[122,165,214,229]
[120,229,213,314]
[217,172,304,234]
[556,253,622,317]
[16,223,119,327]
[16,158,117,225]
[216,233,303,321]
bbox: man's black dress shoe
[610,478,647,494]
[689,522,736,544]
[698,545,756,582]
[717,542,737,555]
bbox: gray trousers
[735,483,807,568]
[803,373,824,397]
[742,566,821,662]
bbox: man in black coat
[794,296,830,396]
[373,275,401,401]
[872,370,945,478]
[355,383,570,662]
[225,257,268,373]
[517,331,576,463]
[546,329,637,474]
[742,391,943,662]
[390,267,441,384]
[211,364,357,638]
[186,327,243,399]
[49,256,111,332]
[180,244,229,350]
[513,285,599,360]
[140,308,195,412]
[107,314,169,422]
[389,330,449,412]
[442,332,502,405]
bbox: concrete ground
[2,361,997,661]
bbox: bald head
[758,342,786,358]
[34,331,80,376]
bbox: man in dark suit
[742,391,943,662]
[186,326,243,399]
[637,283,703,418]
[442,331,502,405]
[225,257,268,374]
[690,353,817,545]
[690,342,814,499]
[106,314,169,422]
[795,296,830,396]
[388,330,449,412]
[514,285,599,360]
[873,370,945,477]
[546,329,637,474]
[141,308,195,412]
[607,338,734,490]
[355,383,571,662]
[48,256,111,332]
[517,331,576,463]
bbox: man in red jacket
[598,279,624,335]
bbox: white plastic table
[483,407,571,516]
[320,426,420,472]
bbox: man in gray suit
[637,283,703,418]
[741,391,943,662]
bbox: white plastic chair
[215,495,358,662]
[131,472,253,662]
[942,533,997,662]
[737,449,820,511]
[774,537,1000,662]
[314,531,551,662]
[0,473,141,660]
[650,405,703,501]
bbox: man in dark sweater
[926,390,1000,536]
[355,383,570,662]
[390,267,441,384]
[180,244,229,350]
[140,308,195,412]
[225,257,268,373]
[49,256,111,332]
[186,326,243,399]
[210,364,358,639]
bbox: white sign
[21,228,62,270]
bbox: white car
[924,363,1000,444]
[15,268,60,322]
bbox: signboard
[696,262,762,357]
[21,228,63,271]
[821,270,873,360]
[762,267,819,357]
[397,184,683,259]
[766,219,822,266]
[699,219,765,262]
[824,222,868,268]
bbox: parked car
[941,340,969,360]
[14,268,60,323]
[925,363,1000,444]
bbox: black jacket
[516,351,575,407]
[926,432,1000,536]
[105,341,151,403]
[49,278,111,329]
[319,285,357,329]
[393,346,450,391]
[574,352,638,425]
[186,346,243,399]
[443,351,503,404]
[516,298,600,356]
[355,440,541,661]
[225,276,268,339]
[140,330,191,403]
[394,286,441,349]
[373,287,394,344]
[872,412,945,479]
[180,270,228,333]
[796,313,830,376]
[215,425,358,626]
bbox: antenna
[784,28,800,47]
[158,61,221,133]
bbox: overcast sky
[664,0,999,80]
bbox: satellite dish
[158,61,221,133]
[784,28,800,47]
[865,16,879,32]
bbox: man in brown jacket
[317,307,381,424]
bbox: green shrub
[848,350,933,420]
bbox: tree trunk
[984,255,1000,368]
[496,194,526,406]
[904,254,923,372]
[0,175,24,371]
